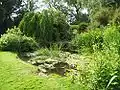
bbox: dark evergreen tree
[0,0,23,35]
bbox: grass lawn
[0,52,81,90]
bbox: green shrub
[70,25,79,30]
[0,27,39,52]
[78,22,88,32]
[80,26,120,89]
[19,36,39,52]
[103,26,120,54]
[69,25,120,89]
[19,9,70,46]
[72,25,120,53]
[71,29,103,53]
[70,22,88,34]
[92,8,113,27]
[87,50,120,90]
[112,9,120,25]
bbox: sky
[35,0,48,11]
[81,8,88,14]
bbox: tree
[19,9,70,46]
[0,0,23,34]
[100,0,120,8]
[43,0,89,24]
[23,0,38,12]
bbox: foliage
[25,0,38,12]
[78,22,88,32]
[103,26,120,53]
[85,0,120,28]
[70,22,88,34]
[70,25,120,89]
[43,0,89,23]
[71,25,120,54]
[112,9,120,25]
[70,25,79,35]
[0,27,38,52]
[92,8,112,27]
[0,0,25,34]
[37,44,62,58]
[71,28,103,53]
[19,9,70,46]
[87,50,120,90]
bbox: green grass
[0,52,81,90]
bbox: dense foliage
[71,25,120,89]
[19,9,70,46]
[0,0,24,34]
[71,28,103,53]
[0,27,38,52]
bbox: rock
[70,64,77,69]
[31,61,37,65]
[27,52,79,76]
[53,61,70,68]
[38,65,45,68]
[45,58,57,64]
[38,72,47,77]
[56,67,67,75]
[38,67,47,73]
[41,68,47,73]
[36,60,45,65]
[36,60,72,76]
[44,63,52,69]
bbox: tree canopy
[1,0,120,35]
[0,0,23,34]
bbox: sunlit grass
[0,52,81,90]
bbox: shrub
[103,26,120,54]
[70,25,79,36]
[71,26,120,89]
[19,9,71,46]
[87,50,120,90]
[78,22,88,32]
[70,25,79,30]
[71,28,103,53]
[112,9,120,25]
[92,8,113,27]
[70,22,89,34]
[0,27,39,52]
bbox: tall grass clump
[37,43,62,58]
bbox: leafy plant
[19,9,71,46]
[78,22,88,32]
[92,8,113,27]
[112,9,120,25]
[71,28,103,53]
[106,75,118,89]
[0,27,39,52]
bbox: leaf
[106,75,118,89]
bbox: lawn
[0,52,81,90]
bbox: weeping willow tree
[19,9,70,46]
